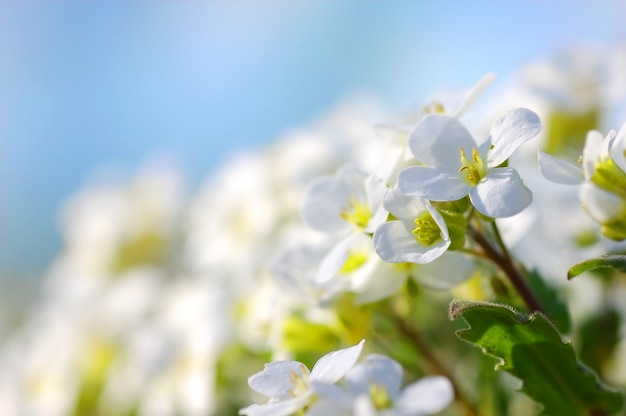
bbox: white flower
[397,108,541,218]
[374,185,450,264]
[240,340,365,416]
[539,123,626,238]
[302,164,388,235]
[373,73,496,184]
[310,354,454,416]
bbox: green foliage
[449,299,624,415]
[526,269,571,333]
[114,232,168,274]
[544,107,599,156]
[567,255,626,279]
[577,308,622,377]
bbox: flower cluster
[2,46,626,416]
[241,340,454,416]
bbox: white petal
[408,114,476,167]
[310,340,365,384]
[301,176,352,234]
[470,168,532,218]
[580,182,625,223]
[582,130,606,178]
[345,354,403,398]
[353,262,407,304]
[301,165,369,234]
[394,376,454,415]
[239,397,309,416]
[488,108,542,167]
[382,185,428,221]
[452,72,496,118]
[247,361,310,399]
[353,396,377,416]
[414,252,473,290]
[314,234,356,285]
[373,221,450,264]
[537,151,583,185]
[610,123,626,173]
[364,175,389,233]
[397,166,471,201]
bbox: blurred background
[1,1,625,282]
[1,2,626,415]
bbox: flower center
[288,364,310,397]
[369,384,392,410]
[412,212,442,246]
[591,158,626,199]
[339,250,368,274]
[340,195,372,229]
[424,101,446,114]
[458,147,487,186]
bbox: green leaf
[526,269,571,333]
[449,299,624,415]
[578,308,622,377]
[567,255,626,280]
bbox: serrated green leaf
[567,255,626,279]
[449,299,624,415]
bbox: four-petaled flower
[397,108,542,218]
[240,340,365,416]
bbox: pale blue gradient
[0,1,624,277]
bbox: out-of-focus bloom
[302,164,387,236]
[539,123,626,239]
[240,340,365,416]
[397,108,542,218]
[309,354,454,416]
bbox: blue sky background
[1,2,625,278]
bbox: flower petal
[470,168,532,218]
[394,376,454,415]
[301,176,352,234]
[247,361,310,400]
[310,340,365,384]
[239,396,310,416]
[451,72,496,118]
[397,166,471,201]
[373,221,449,264]
[538,151,584,185]
[488,108,542,167]
[353,262,407,305]
[414,252,473,290]
[345,354,403,398]
[610,123,626,173]
[382,185,428,221]
[364,175,389,233]
[582,130,607,178]
[408,114,476,167]
[580,182,624,223]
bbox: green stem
[392,313,478,416]
[468,225,547,316]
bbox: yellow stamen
[412,212,442,246]
[340,195,372,229]
[458,147,487,185]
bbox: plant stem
[468,225,547,316]
[393,314,478,416]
